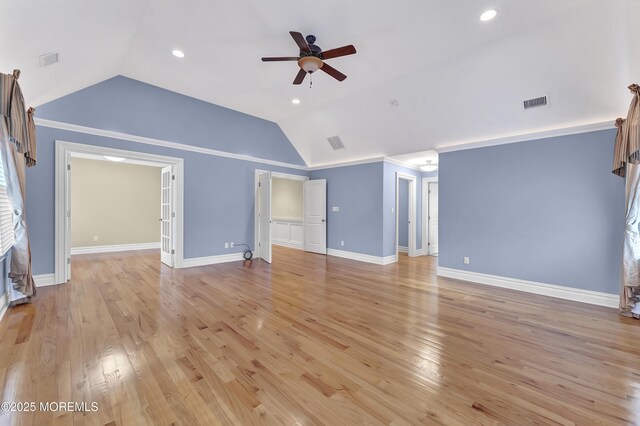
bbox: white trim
[182,253,245,268]
[436,120,615,153]
[437,267,618,308]
[36,117,308,171]
[55,140,185,286]
[308,156,386,171]
[384,157,423,172]
[0,291,8,323]
[422,177,438,256]
[395,173,417,258]
[37,117,615,169]
[398,246,408,253]
[416,248,426,256]
[34,273,57,287]
[271,172,308,181]
[71,242,161,255]
[272,241,303,250]
[327,248,397,265]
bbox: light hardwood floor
[0,246,638,425]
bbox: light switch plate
[332,206,340,212]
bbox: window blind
[0,149,15,256]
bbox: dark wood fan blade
[320,63,347,82]
[321,45,357,60]
[293,68,307,85]
[290,31,310,53]
[262,57,299,62]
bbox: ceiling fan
[262,31,356,85]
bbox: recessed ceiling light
[172,49,185,58]
[480,9,498,22]
[104,156,125,162]
[291,98,301,105]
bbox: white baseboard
[34,273,58,287]
[182,253,245,268]
[398,246,408,253]
[71,242,161,255]
[416,248,425,256]
[272,240,303,250]
[437,267,618,308]
[327,249,397,265]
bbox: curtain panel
[614,84,640,317]
[0,70,37,304]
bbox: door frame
[55,140,185,285]
[395,173,417,258]
[422,177,438,255]
[254,170,308,260]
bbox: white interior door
[428,182,439,255]
[160,166,173,267]
[258,172,272,263]
[65,156,72,280]
[304,179,327,254]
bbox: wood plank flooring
[0,246,639,425]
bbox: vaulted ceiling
[2,0,638,166]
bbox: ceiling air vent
[39,52,59,67]
[327,135,345,150]
[523,96,548,110]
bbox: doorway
[55,140,184,285]
[254,170,326,263]
[395,173,417,258]
[422,177,439,255]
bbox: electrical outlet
[225,242,229,249]
[463,257,470,265]
[93,235,99,242]
[341,240,344,246]
[230,242,235,247]
[332,206,340,212]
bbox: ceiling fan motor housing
[301,34,323,59]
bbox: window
[0,149,14,256]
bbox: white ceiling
[2,0,638,167]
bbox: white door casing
[258,171,272,263]
[65,153,72,279]
[160,166,173,267]
[55,140,184,285]
[303,179,327,254]
[428,182,439,254]
[395,173,416,258]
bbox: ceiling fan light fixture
[298,56,323,73]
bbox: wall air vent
[39,52,59,67]
[327,135,345,150]
[523,96,548,110]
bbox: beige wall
[272,178,303,219]
[71,158,162,247]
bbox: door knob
[321,219,325,222]
[158,218,163,222]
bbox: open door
[428,182,439,254]
[257,171,272,263]
[160,166,173,267]
[303,179,327,254]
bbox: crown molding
[35,117,308,170]
[436,120,616,153]
[36,117,616,170]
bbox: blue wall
[37,76,306,166]
[29,77,307,275]
[309,162,384,257]
[439,129,623,294]
[398,179,409,247]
